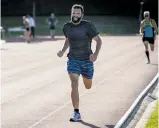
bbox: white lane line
[1,80,56,104]
[27,55,144,128]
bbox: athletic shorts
[50,26,55,30]
[67,59,94,79]
[142,37,154,44]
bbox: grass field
[145,102,158,128]
[1,16,139,39]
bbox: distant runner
[139,11,158,64]
[47,13,57,38]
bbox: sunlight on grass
[145,102,158,128]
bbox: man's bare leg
[69,73,81,121]
[82,77,92,89]
[150,43,154,51]
[144,41,150,64]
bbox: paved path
[1,36,158,128]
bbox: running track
[1,36,158,128]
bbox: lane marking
[1,80,56,104]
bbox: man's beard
[145,17,150,21]
[71,16,82,24]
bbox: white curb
[114,73,158,128]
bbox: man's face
[144,13,150,20]
[71,8,83,24]
[51,13,54,18]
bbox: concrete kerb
[114,73,159,128]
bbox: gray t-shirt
[63,20,99,60]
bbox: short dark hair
[72,4,84,13]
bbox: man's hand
[140,33,143,36]
[57,51,64,58]
[57,38,69,58]
[89,54,97,62]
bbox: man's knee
[150,45,154,51]
[85,83,92,89]
[83,77,92,89]
[71,82,78,92]
[69,74,79,89]
[71,80,78,86]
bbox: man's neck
[145,18,150,23]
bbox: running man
[47,13,57,38]
[139,11,158,64]
[22,16,31,43]
[57,4,102,122]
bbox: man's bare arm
[57,38,69,58]
[152,19,158,35]
[139,20,144,35]
[61,38,69,53]
[93,35,102,56]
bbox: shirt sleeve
[62,24,67,37]
[87,22,99,38]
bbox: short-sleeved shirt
[28,17,36,27]
[63,20,99,60]
[48,17,56,27]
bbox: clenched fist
[57,51,64,58]
[89,54,97,62]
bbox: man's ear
[81,13,84,18]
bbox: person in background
[139,11,158,64]
[47,13,57,38]
[27,14,36,38]
[22,16,31,43]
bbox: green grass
[1,16,139,40]
[145,102,158,128]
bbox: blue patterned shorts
[67,59,94,79]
